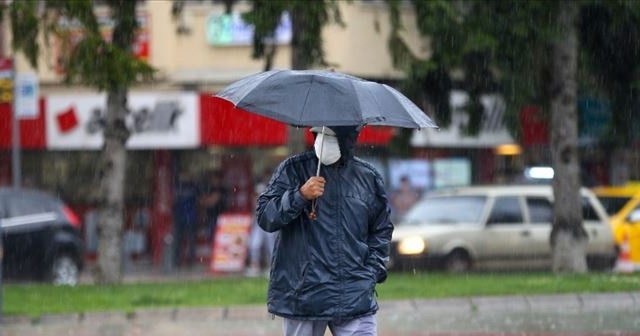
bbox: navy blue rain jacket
[256,126,393,321]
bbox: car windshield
[400,195,487,225]
[597,196,632,216]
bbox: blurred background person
[245,170,277,277]
[390,175,420,223]
[173,171,199,267]
[200,169,228,248]
[84,201,99,259]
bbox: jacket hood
[313,126,360,163]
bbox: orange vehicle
[592,182,640,271]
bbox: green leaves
[243,0,343,70]
[4,0,155,91]
[63,33,154,91]
[8,0,40,67]
[389,0,640,144]
[387,0,559,137]
[578,1,640,143]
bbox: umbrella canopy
[215,69,438,130]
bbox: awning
[304,125,394,146]
[200,95,287,146]
[411,91,515,148]
[201,95,394,147]
[0,93,395,149]
[411,127,515,148]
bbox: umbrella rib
[297,74,316,125]
[347,78,364,126]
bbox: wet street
[4,292,640,336]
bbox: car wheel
[444,250,471,273]
[50,254,80,286]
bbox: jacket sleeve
[367,173,394,283]
[256,161,309,233]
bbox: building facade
[0,1,562,267]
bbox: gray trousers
[282,314,377,336]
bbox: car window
[526,197,553,223]
[6,193,57,217]
[401,195,487,225]
[582,197,601,221]
[487,196,523,225]
[596,196,631,216]
[628,205,640,222]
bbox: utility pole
[11,61,20,189]
[0,57,18,188]
[0,56,13,333]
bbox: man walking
[256,126,393,336]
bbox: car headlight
[397,236,426,255]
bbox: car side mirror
[628,209,640,223]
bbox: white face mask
[314,132,341,165]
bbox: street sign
[14,72,39,118]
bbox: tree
[4,0,154,284]
[386,1,554,135]
[386,0,590,272]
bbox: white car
[389,185,617,272]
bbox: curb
[4,292,640,327]
[2,305,273,327]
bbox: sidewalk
[80,256,242,284]
[4,291,640,335]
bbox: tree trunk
[549,0,587,273]
[92,0,138,284]
[95,89,130,284]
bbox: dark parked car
[0,187,84,285]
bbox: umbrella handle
[309,126,325,220]
[309,204,317,220]
[315,126,325,176]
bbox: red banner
[200,95,287,146]
[0,99,47,149]
[201,94,394,147]
[304,125,394,146]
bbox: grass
[3,272,640,317]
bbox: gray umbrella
[217,69,438,220]
[215,69,438,130]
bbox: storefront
[0,91,395,269]
[410,90,519,185]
